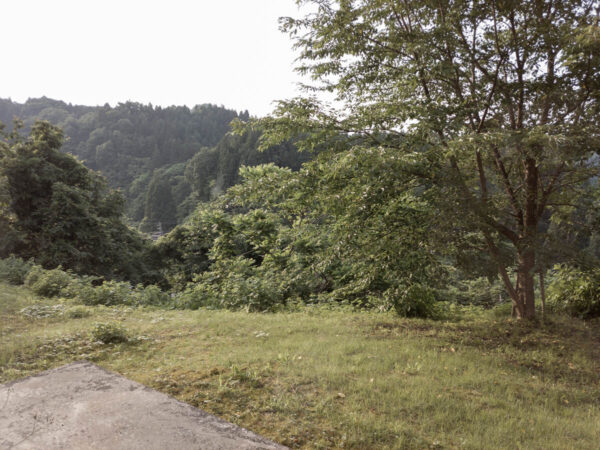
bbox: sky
[0,0,309,117]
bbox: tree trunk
[495,261,524,317]
[497,249,536,320]
[517,249,536,319]
[516,157,539,320]
[483,156,540,320]
[539,271,546,319]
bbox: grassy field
[1,283,599,449]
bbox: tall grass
[1,283,599,449]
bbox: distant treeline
[0,97,309,231]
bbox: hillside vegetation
[0,97,308,230]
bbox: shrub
[131,284,170,307]
[173,258,284,312]
[202,258,284,312]
[91,322,129,344]
[0,256,34,285]
[173,283,215,309]
[24,266,73,297]
[61,276,169,308]
[173,259,265,311]
[65,306,91,319]
[548,265,600,319]
[216,270,282,312]
[389,283,440,318]
[61,275,98,299]
[82,280,133,306]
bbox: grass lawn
[1,282,599,449]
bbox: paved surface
[0,361,287,449]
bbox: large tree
[0,120,154,282]
[259,0,600,319]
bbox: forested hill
[0,97,238,188]
[0,97,308,231]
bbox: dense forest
[0,97,309,231]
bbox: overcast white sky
[0,0,309,116]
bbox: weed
[65,306,91,319]
[20,304,65,318]
[90,322,129,344]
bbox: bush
[65,306,91,319]
[82,280,133,306]
[24,266,73,297]
[131,284,170,307]
[173,283,215,309]
[548,265,600,319]
[62,276,169,307]
[60,275,98,300]
[173,258,284,312]
[91,322,129,344]
[0,256,34,285]
[389,283,440,318]
[202,258,284,312]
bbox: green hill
[0,97,308,231]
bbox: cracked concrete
[0,361,287,450]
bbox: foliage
[139,171,178,233]
[291,146,444,312]
[65,305,91,319]
[161,162,441,316]
[71,278,169,307]
[0,255,33,285]
[80,280,134,306]
[0,98,308,230]
[151,206,222,290]
[255,0,600,319]
[24,266,73,298]
[179,257,285,312]
[0,121,158,282]
[389,283,440,318]
[184,128,310,203]
[548,265,600,318]
[131,284,171,307]
[2,258,169,308]
[0,98,239,191]
[90,322,129,344]
[60,274,99,299]
[441,267,508,308]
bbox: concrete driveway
[0,361,287,449]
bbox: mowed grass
[1,283,599,449]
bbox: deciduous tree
[260,0,600,319]
[0,121,154,282]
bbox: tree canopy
[256,0,600,319]
[0,121,155,282]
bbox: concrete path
[0,361,287,449]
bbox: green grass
[1,283,599,449]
